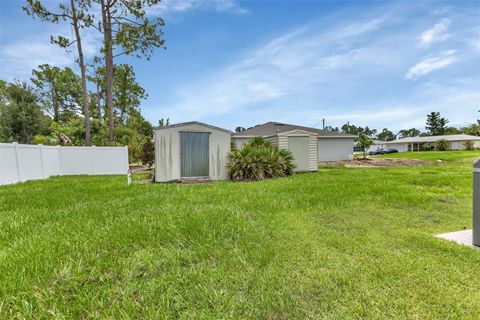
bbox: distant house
[384,134,480,152]
[232,122,356,171]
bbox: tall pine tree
[426,112,449,136]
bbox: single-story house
[232,122,357,171]
[154,122,232,182]
[353,139,385,154]
[384,134,480,152]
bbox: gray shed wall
[318,138,354,162]
[155,124,231,182]
[232,137,249,148]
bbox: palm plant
[357,135,373,159]
[227,138,295,181]
[436,139,448,151]
[464,140,474,150]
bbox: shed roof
[384,134,480,144]
[155,121,233,134]
[233,122,356,138]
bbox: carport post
[473,158,480,246]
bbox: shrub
[115,126,145,162]
[32,135,57,145]
[230,140,238,152]
[227,138,295,181]
[422,143,433,151]
[464,140,474,150]
[436,139,448,151]
[248,136,270,148]
[141,139,155,168]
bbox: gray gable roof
[155,121,233,134]
[233,122,357,138]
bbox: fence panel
[0,144,19,185]
[59,147,96,175]
[91,147,130,175]
[0,143,129,186]
[42,146,61,177]
[17,144,44,182]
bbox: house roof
[233,122,357,138]
[384,134,480,144]
[155,121,233,134]
[354,139,384,146]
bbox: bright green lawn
[378,150,479,163]
[1,151,480,319]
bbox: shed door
[180,132,209,177]
[288,136,309,171]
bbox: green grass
[378,150,480,163]
[1,151,480,319]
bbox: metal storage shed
[154,122,232,182]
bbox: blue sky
[1,0,479,132]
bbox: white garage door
[288,136,309,171]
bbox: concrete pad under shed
[435,230,479,249]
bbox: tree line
[327,111,480,141]
[0,0,167,165]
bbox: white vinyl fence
[0,143,129,186]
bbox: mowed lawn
[1,151,480,319]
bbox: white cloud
[325,107,416,122]
[418,18,451,46]
[147,0,247,15]
[1,41,73,81]
[470,38,480,52]
[405,50,457,80]
[432,6,452,16]
[155,16,391,121]
[143,6,479,131]
[0,26,101,81]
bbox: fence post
[92,145,96,175]
[125,145,129,171]
[473,158,480,246]
[13,142,22,182]
[127,170,132,186]
[38,144,46,179]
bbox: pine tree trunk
[96,80,102,120]
[101,0,114,143]
[51,85,59,122]
[71,0,91,146]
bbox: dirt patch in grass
[136,178,153,185]
[326,158,429,168]
[438,197,457,204]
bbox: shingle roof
[384,134,480,144]
[154,121,232,134]
[233,122,357,138]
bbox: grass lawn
[377,150,479,163]
[1,151,480,318]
